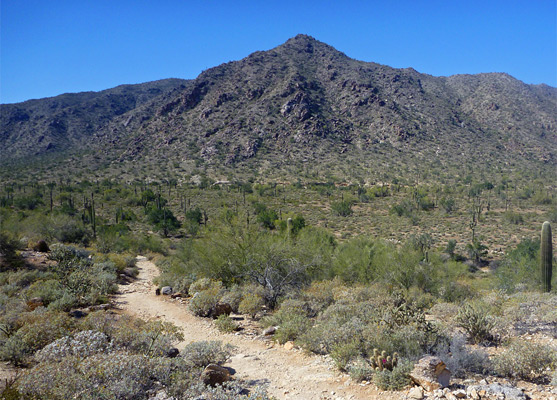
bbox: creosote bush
[492,339,556,382]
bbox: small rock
[200,364,231,387]
[263,326,276,335]
[452,389,466,398]
[408,386,424,399]
[161,286,173,295]
[284,341,295,350]
[467,388,479,400]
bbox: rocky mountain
[1,79,189,161]
[2,35,555,179]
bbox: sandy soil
[113,256,405,400]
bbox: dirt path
[113,256,403,400]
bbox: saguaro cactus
[541,221,553,292]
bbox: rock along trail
[113,256,403,400]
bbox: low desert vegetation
[0,173,555,396]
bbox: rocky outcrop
[409,356,451,391]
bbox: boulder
[211,302,233,318]
[27,297,44,311]
[408,386,424,399]
[32,240,50,252]
[166,348,179,358]
[68,310,87,319]
[161,286,173,295]
[409,356,451,391]
[200,364,231,387]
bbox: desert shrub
[128,233,168,255]
[179,381,272,400]
[189,278,221,294]
[214,315,239,333]
[188,282,223,317]
[347,357,375,382]
[330,340,361,370]
[0,232,24,271]
[456,303,496,344]
[35,330,112,362]
[220,284,244,312]
[47,214,89,244]
[496,238,540,292]
[299,279,340,317]
[332,237,376,283]
[372,360,413,391]
[238,292,264,318]
[276,215,306,236]
[181,340,235,368]
[492,339,556,382]
[18,352,174,400]
[0,310,75,365]
[503,211,524,225]
[106,252,137,273]
[436,333,491,378]
[27,279,64,306]
[390,199,414,217]
[111,317,183,356]
[146,205,181,236]
[263,299,312,344]
[331,200,353,217]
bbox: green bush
[48,214,89,244]
[188,287,221,317]
[330,340,361,370]
[263,300,311,344]
[456,303,496,344]
[372,360,413,391]
[238,292,264,318]
[492,339,556,382]
[214,315,239,333]
[181,340,235,368]
[347,357,374,382]
[331,200,353,217]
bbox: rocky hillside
[2,35,555,179]
[0,79,189,161]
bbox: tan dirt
[113,256,405,400]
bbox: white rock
[408,386,424,399]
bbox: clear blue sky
[1,0,556,104]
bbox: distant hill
[1,79,189,160]
[2,35,555,181]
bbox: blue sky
[1,0,556,104]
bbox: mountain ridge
[1,34,555,181]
